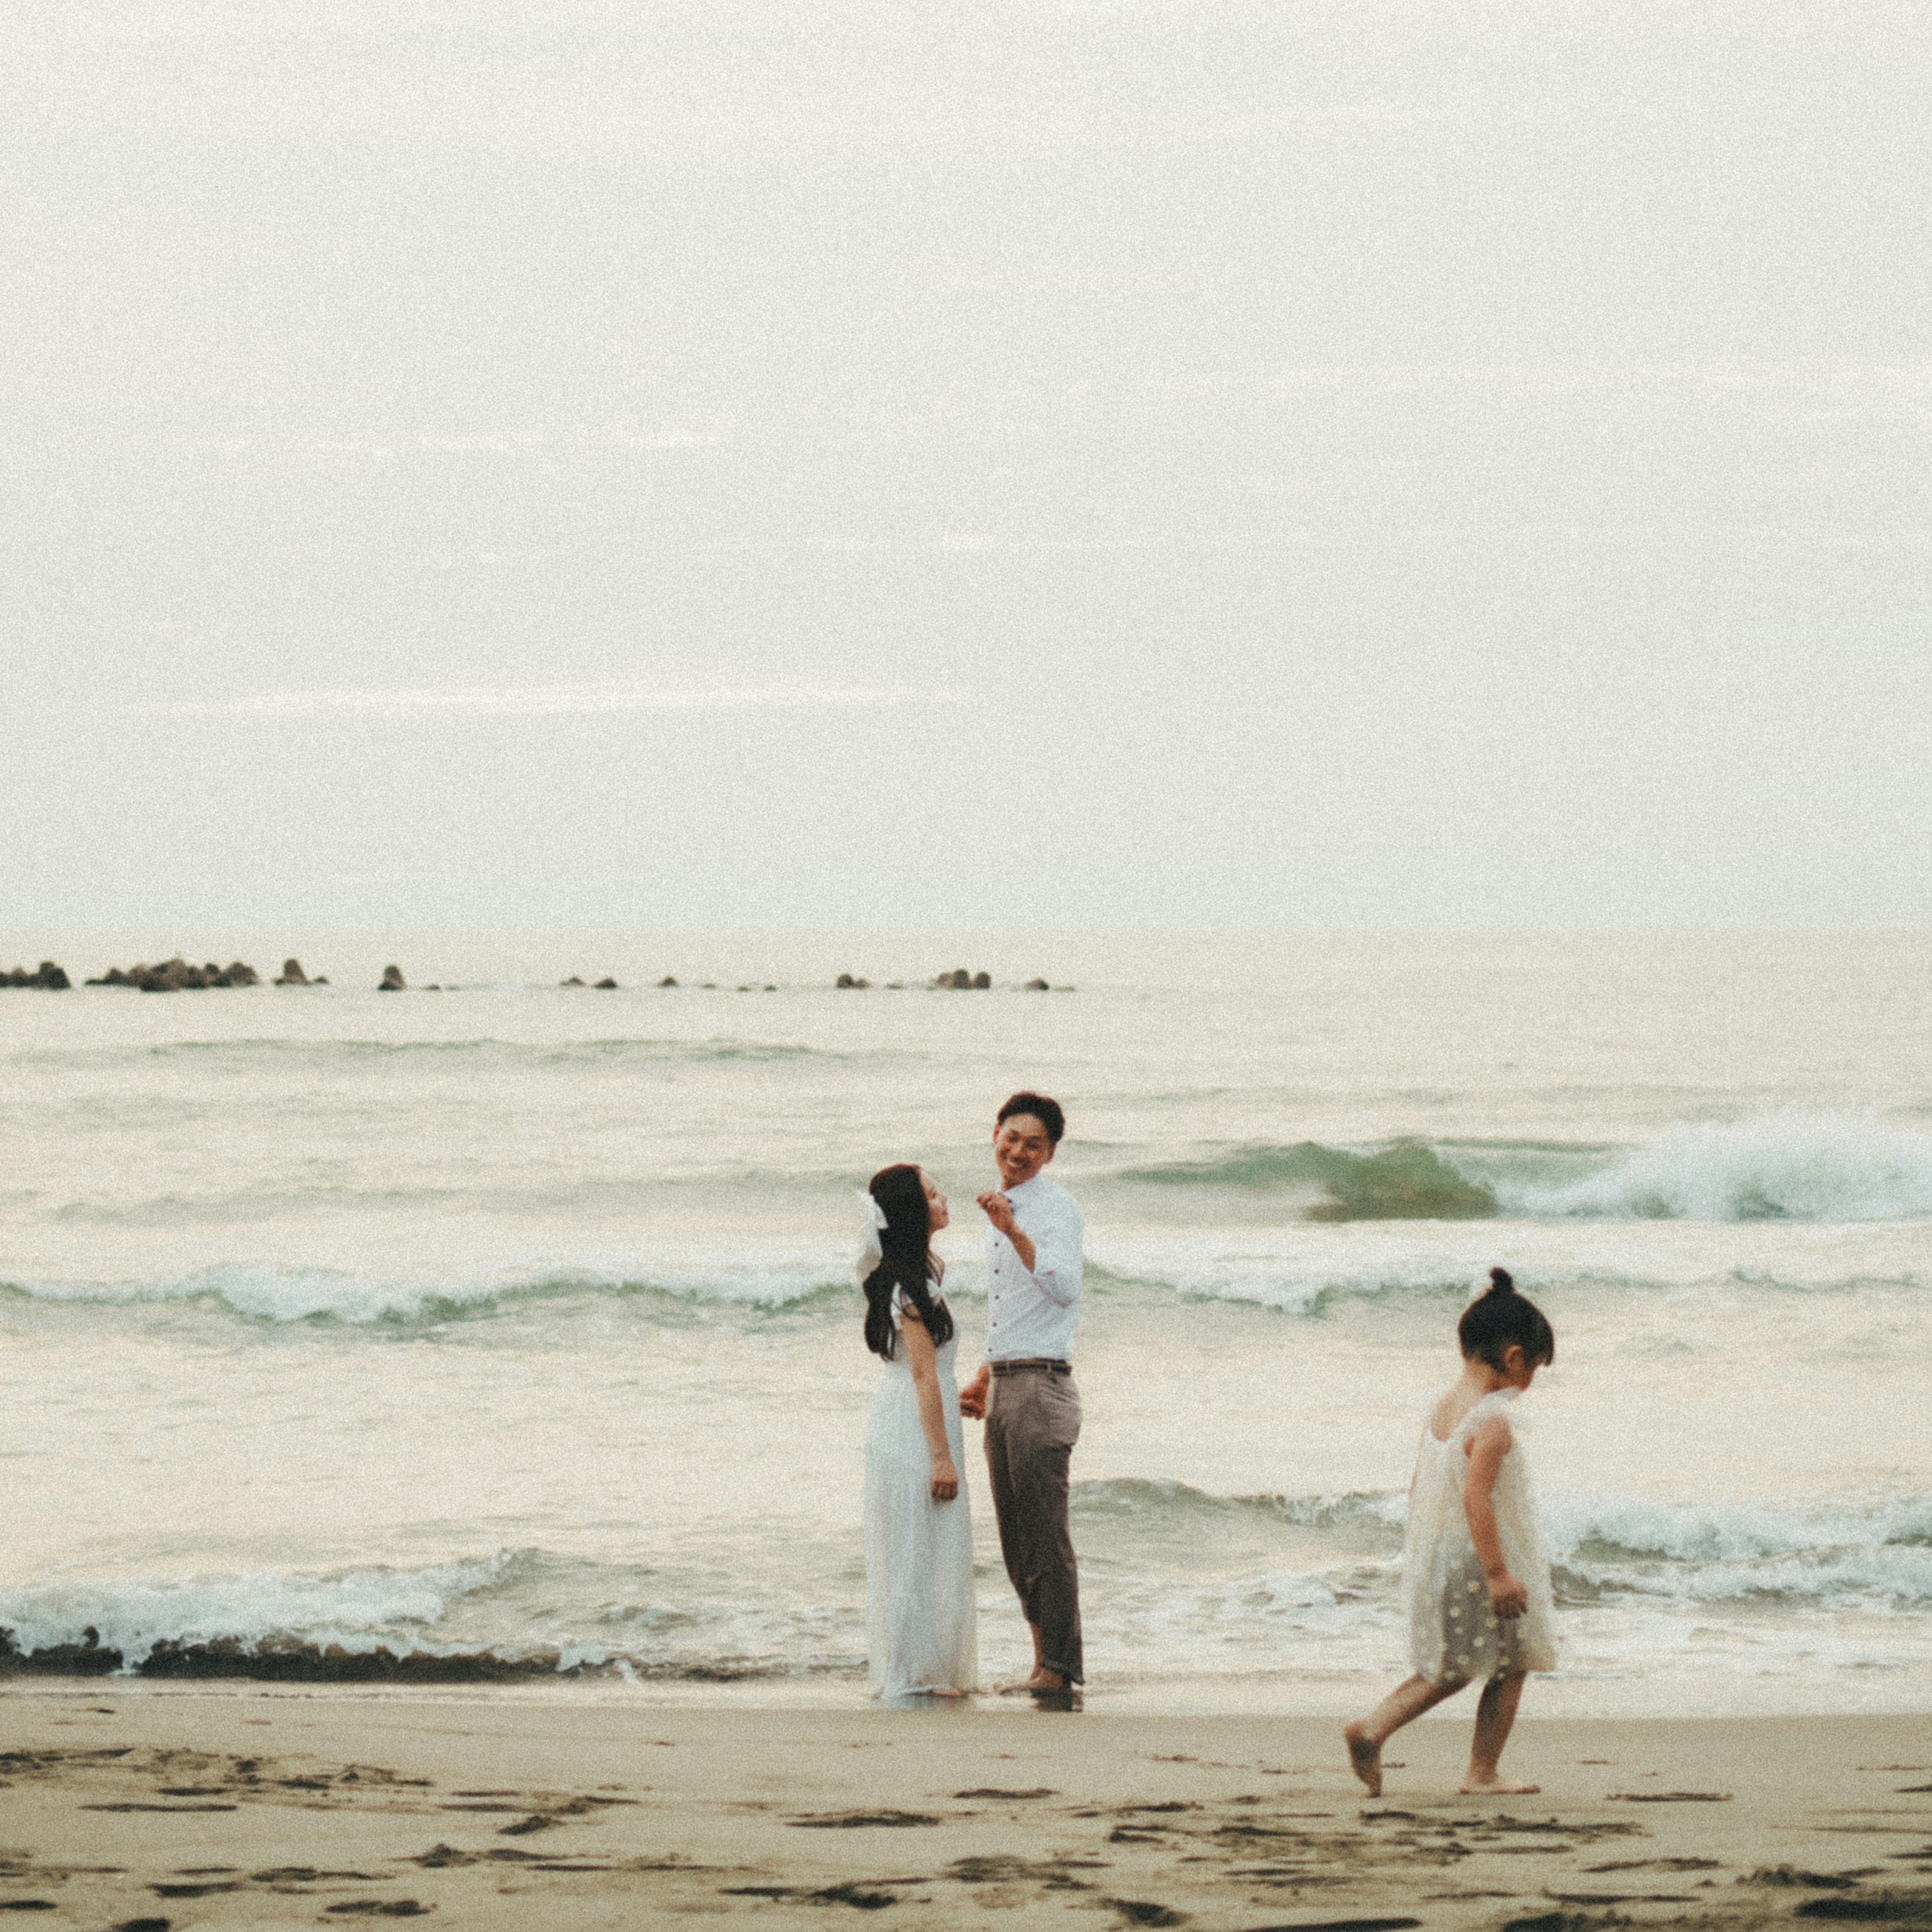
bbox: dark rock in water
[134,956,199,992]
[0,961,69,988]
[935,968,973,990]
[425,984,442,991]
[275,958,310,986]
[836,974,871,989]
[594,977,618,989]
[971,971,991,990]
[219,960,261,986]
[313,976,329,985]
[560,976,586,987]
[1023,977,1051,991]
[658,975,678,987]
[378,964,407,992]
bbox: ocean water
[3,928,1931,1716]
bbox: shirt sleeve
[1018,1193,1083,1307]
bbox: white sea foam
[6,1226,1926,1325]
[1088,1243,1487,1315]
[1501,1113,1932,1222]
[1078,1479,1932,1613]
[1542,1488,1932,1565]
[1542,1491,1932,1606]
[0,1554,517,1672]
[5,1484,1931,1684]
[0,1550,867,1680]
[0,1254,856,1323]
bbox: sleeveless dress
[1403,1388,1557,1684]
[863,1289,978,1698]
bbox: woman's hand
[930,1455,959,1503]
[1487,1570,1528,1619]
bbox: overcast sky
[5,1,1928,929]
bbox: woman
[859,1163,978,1699]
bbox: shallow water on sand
[3,928,1930,1712]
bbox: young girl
[1345,1268,1557,1796]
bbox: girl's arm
[897,1312,960,1503]
[1464,1417,1528,1619]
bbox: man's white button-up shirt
[983,1172,1084,1363]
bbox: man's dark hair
[997,1090,1066,1146]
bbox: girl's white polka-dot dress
[1403,1388,1557,1683]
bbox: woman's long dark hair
[863,1163,954,1360]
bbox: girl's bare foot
[1460,1773,1540,1795]
[928,1686,965,1699]
[1344,1720,1383,1797]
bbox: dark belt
[991,1358,1072,1377]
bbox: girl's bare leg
[1462,1671,1538,1794]
[1344,1673,1466,1796]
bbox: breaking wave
[1547,1490,1932,1606]
[1114,1141,1497,1220]
[11,1485,1931,1681]
[1499,1113,1932,1223]
[0,1257,857,1325]
[0,1549,857,1682]
[1110,1115,1932,1225]
[1075,1478,1932,1611]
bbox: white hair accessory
[854,1187,889,1282]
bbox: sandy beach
[4,1689,1928,1927]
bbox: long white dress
[1403,1388,1557,1684]
[863,1290,979,1698]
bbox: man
[958,1091,1085,1696]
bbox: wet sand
[4,1691,1930,1927]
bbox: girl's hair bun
[1460,1265,1554,1369]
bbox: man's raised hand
[976,1189,1018,1238]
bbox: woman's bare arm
[898,1314,960,1503]
[1464,1417,1527,1618]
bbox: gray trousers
[984,1368,1083,1684]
